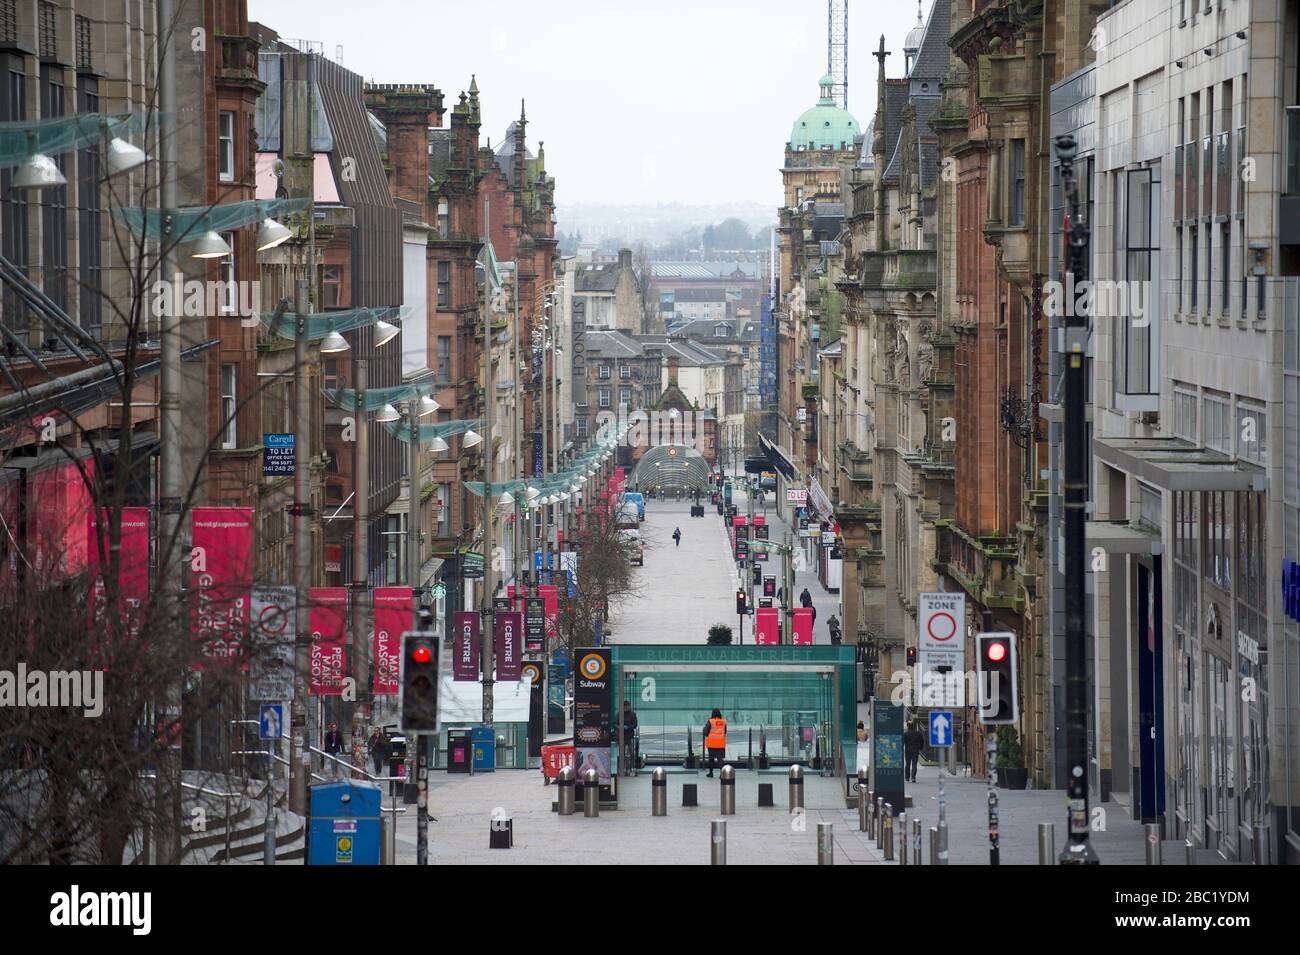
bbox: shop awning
[758,432,798,481]
[1093,436,1266,493]
[1086,520,1163,556]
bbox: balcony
[839,441,873,484]
[217,34,260,84]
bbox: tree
[707,623,733,645]
[704,218,752,251]
[552,505,644,657]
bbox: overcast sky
[249,0,929,210]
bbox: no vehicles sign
[918,592,965,671]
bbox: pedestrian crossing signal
[736,590,747,615]
[976,632,1018,725]
[400,631,440,734]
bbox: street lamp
[190,229,232,259]
[372,317,400,347]
[320,330,350,354]
[462,429,483,448]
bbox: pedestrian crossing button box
[308,781,382,866]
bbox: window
[437,336,451,384]
[598,387,610,408]
[219,235,236,314]
[77,76,101,338]
[619,364,630,379]
[1174,387,1198,441]
[220,364,237,449]
[576,417,588,438]
[75,15,91,70]
[322,266,342,308]
[598,364,611,379]
[1203,392,1230,453]
[1190,228,1199,311]
[1115,166,1159,400]
[437,261,450,308]
[219,111,235,182]
[1220,224,1231,315]
[1009,139,1026,225]
[40,65,67,316]
[38,1,54,58]
[437,199,449,238]
[1237,401,1266,465]
[1175,227,1184,314]
[620,386,631,406]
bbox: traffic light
[976,632,1018,724]
[400,631,440,734]
[906,646,917,667]
[736,589,747,615]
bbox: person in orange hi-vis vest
[704,709,727,778]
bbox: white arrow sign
[930,710,953,747]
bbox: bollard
[1144,823,1162,865]
[788,764,804,813]
[912,818,922,865]
[929,826,938,866]
[652,767,668,817]
[557,765,575,816]
[1185,838,1195,866]
[1038,822,1055,865]
[817,822,834,865]
[1253,822,1270,865]
[720,764,736,815]
[875,797,885,848]
[380,816,391,865]
[857,780,868,833]
[489,812,513,849]
[882,804,894,861]
[583,768,599,817]
[711,820,726,865]
[898,811,908,866]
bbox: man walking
[903,721,925,783]
[703,708,727,778]
[672,527,682,547]
[620,701,639,776]
[323,721,343,773]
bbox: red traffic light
[412,645,432,664]
[986,641,1007,663]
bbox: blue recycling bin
[308,781,382,866]
[471,725,496,772]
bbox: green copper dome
[790,75,859,151]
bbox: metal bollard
[898,811,908,866]
[651,767,667,817]
[788,764,804,813]
[912,817,922,865]
[583,768,599,817]
[380,816,391,865]
[857,779,868,833]
[1145,823,1162,865]
[1253,822,1270,865]
[1038,823,1055,865]
[557,765,575,816]
[711,820,726,865]
[720,764,736,815]
[817,822,834,865]
[1185,839,1195,865]
[882,804,894,861]
[875,797,885,848]
[929,826,938,866]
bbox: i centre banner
[190,506,254,669]
[453,611,480,681]
[373,587,412,695]
[308,586,348,695]
[495,610,522,681]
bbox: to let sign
[263,433,295,476]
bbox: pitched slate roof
[574,262,624,293]
[908,0,951,86]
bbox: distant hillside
[556,201,776,247]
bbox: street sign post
[918,592,965,707]
[929,710,953,748]
[250,585,296,701]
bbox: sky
[248,0,930,210]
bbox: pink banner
[755,607,780,645]
[309,586,348,695]
[87,507,151,641]
[792,607,814,646]
[538,584,559,640]
[29,458,95,581]
[372,587,411,695]
[191,506,253,669]
[495,611,522,681]
[453,611,480,681]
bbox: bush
[707,623,733,645]
[994,725,1025,769]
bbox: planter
[997,767,1028,790]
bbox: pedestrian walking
[620,701,639,776]
[367,727,388,776]
[856,721,868,742]
[799,587,812,608]
[903,721,925,783]
[323,721,343,773]
[827,613,841,644]
[672,527,682,547]
[703,708,727,778]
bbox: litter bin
[308,781,381,865]
[447,730,473,774]
[472,725,496,772]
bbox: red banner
[452,611,480,681]
[538,584,559,640]
[309,586,348,695]
[372,587,411,695]
[495,611,522,681]
[755,607,780,645]
[87,507,151,641]
[29,458,95,581]
[191,506,253,668]
[792,607,814,646]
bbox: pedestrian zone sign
[929,710,953,748]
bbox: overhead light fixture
[13,133,66,191]
[525,486,542,502]
[105,136,147,177]
[462,429,483,448]
[190,230,232,259]
[498,491,515,507]
[320,330,350,353]
[429,436,450,452]
[417,395,439,417]
[372,319,400,347]
[255,217,293,252]
[376,403,400,423]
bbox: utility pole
[348,357,368,771]
[1055,135,1099,864]
[783,530,794,644]
[155,0,183,864]
[480,233,496,726]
